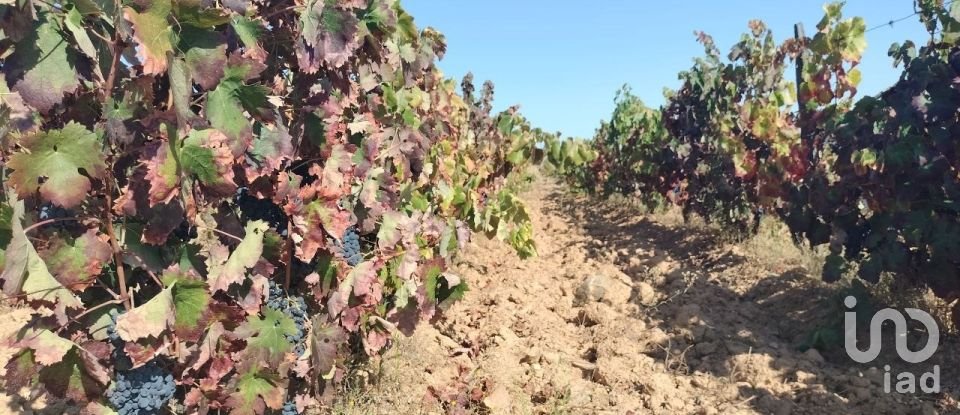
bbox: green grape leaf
[64,6,98,61]
[123,0,175,75]
[4,13,81,112]
[206,74,255,152]
[234,308,296,364]
[7,122,106,208]
[162,270,213,341]
[0,197,82,310]
[226,368,285,415]
[180,144,219,184]
[231,15,263,51]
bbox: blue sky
[403,1,931,138]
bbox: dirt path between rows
[357,176,960,415]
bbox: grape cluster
[281,399,299,415]
[106,310,132,370]
[106,310,176,414]
[107,362,176,415]
[235,187,288,235]
[265,281,308,356]
[335,227,362,266]
[39,203,71,221]
[38,203,74,231]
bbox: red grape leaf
[14,328,75,366]
[3,13,81,112]
[296,0,362,71]
[41,229,112,292]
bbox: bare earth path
[356,177,960,415]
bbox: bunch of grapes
[38,203,75,231]
[107,362,176,415]
[39,203,71,221]
[235,187,289,235]
[106,310,132,370]
[335,227,362,266]
[106,310,176,414]
[265,281,308,356]
[281,399,299,415]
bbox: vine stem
[195,225,244,243]
[104,170,131,311]
[22,217,96,234]
[102,0,122,99]
[284,220,293,291]
[55,297,127,334]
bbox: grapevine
[0,0,590,412]
[568,1,960,325]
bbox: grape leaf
[41,229,112,292]
[180,27,228,89]
[180,144,219,184]
[206,73,255,154]
[115,283,175,341]
[234,308,296,364]
[0,197,82,310]
[296,0,361,71]
[3,13,81,112]
[226,368,286,415]
[123,0,174,75]
[309,316,345,377]
[162,270,212,341]
[15,328,76,366]
[208,220,268,292]
[7,122,107,208]
[38,349,106,401]
[231,15,265,58]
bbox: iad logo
[844,296,940,394]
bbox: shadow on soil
[544,188,960,414]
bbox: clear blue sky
[403,1,930,138]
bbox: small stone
[436,334,459,350]
[542,352,560,364]
[803,348,825,364]
[865,367,883,386]
[795,370,816,383]
[482,385,513,413]
[918,402,939,415]
[574,274,633,306]
[848,386,871,402]
[850,375,871,388]
[635,281,658,306]
[578,303,617,326]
